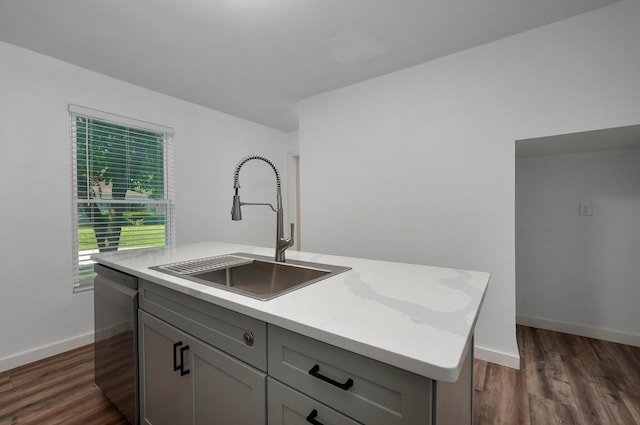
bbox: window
[70,105,175,291]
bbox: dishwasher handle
[94,263,138,291]
[94,274,138,298]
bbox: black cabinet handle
[173,341,182,371]
[306,409,323,425]
[173,341,190,376]
[308,364,354,390]
[179,345,190,376]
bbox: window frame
[69,104,175,292]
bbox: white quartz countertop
[93,241,489,382]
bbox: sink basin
[150,253,350,300]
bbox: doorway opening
[288,153,301,251]
[515,124,640,347]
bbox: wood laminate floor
[0,326,639,424]
[474,326,640,425]
[0,344,127,425]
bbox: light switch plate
[579,201,592,216]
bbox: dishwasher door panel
[94,265,138,424]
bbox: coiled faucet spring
[233,154,281,191]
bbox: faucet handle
[289,223,295,246]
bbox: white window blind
[69,105,175,291]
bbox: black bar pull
[173,341,182,371]
[306,409,323,425]
[308,364,354,390]
[179,345,191,376]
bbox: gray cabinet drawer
[268,378,362,425]
[268,325,433,425]
[140,280,267,371]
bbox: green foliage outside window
[75,117,167,253]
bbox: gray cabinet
[137,279,473,425]
[138,310,266,425]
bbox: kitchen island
[93,241,489,425]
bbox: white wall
[0,41,288,371]
[298,0,640,367]
[516,148,640,345]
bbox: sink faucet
[231,155,294,262]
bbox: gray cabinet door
[139,310,267,425]
[192,337,266,425]
[139,310,193,425]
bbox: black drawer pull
[173,341,182,371]
[308,364,354,390]
[306,409,323,425]
[173,341,190,376]
[179,345,190,376]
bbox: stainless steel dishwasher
[94,263,138,424]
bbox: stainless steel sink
[150,253,350,300]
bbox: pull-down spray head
[231,188,242,221]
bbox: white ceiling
[0,0,621,132]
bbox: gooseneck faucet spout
[231,155,294,262]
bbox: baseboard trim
[517,315,640,348]
[0,332,95,373]
[474,345,521,370]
